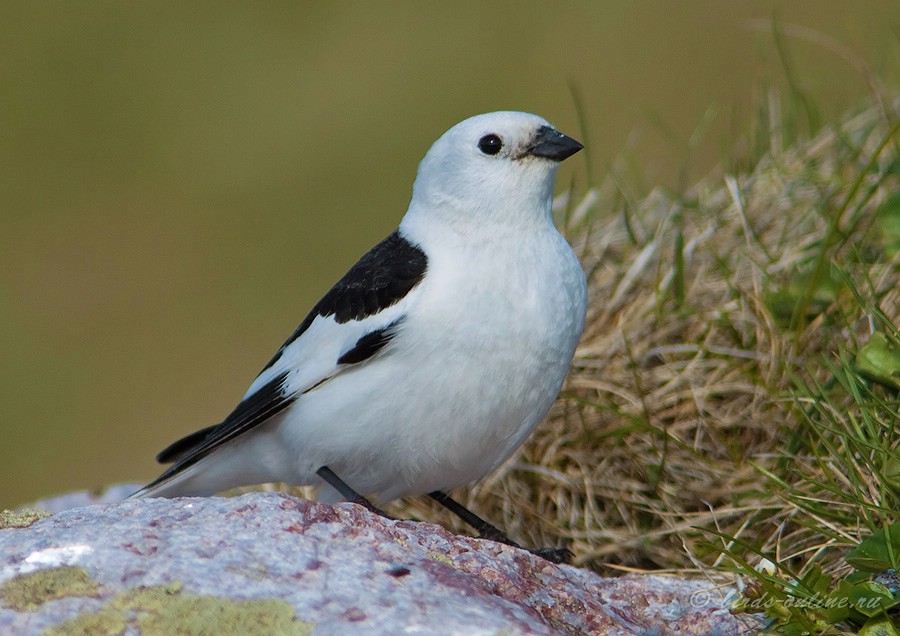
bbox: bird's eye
[477,134,503,156]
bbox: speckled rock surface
[1,491,759,635]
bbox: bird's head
[404,111,583,234]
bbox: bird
[133,111,587,556]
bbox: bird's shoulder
[259,230,427,374]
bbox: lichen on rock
[0,566,100,611]
[0,509,52,530]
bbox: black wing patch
[145,371,294,487]
[155,424,217,464]
[337,320,401,365]
[260,230,427,372]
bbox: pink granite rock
[1,491,760,634]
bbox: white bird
[135,112,586,552]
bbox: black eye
[477,134,503,155]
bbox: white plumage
[135,111,587,505]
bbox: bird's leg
[427,491,517,545]
[316,466,394,519]
[428,490,573,565]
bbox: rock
[1,492,759,635]
[24,483,140,514]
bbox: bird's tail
[128,461,221,499]
[130,429,288,499]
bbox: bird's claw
[531,547,574,564]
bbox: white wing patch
[243,293,417,401]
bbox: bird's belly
[279,327,570,501]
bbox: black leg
[428,490,573,564]
[316,466,394,519]
[428,491,519,546]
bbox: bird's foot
[426,490,572,564]
[316,465,395,519]
[530,546,574,565]
[475,522,572,564]
[350,494,396,520]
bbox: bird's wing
[145,230,427,486]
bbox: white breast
[374,222,586,496]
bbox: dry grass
[387,96,900,577]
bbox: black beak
[526,126,583,161]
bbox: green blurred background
[2,2,899,507]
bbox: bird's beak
[526,126,584,161]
